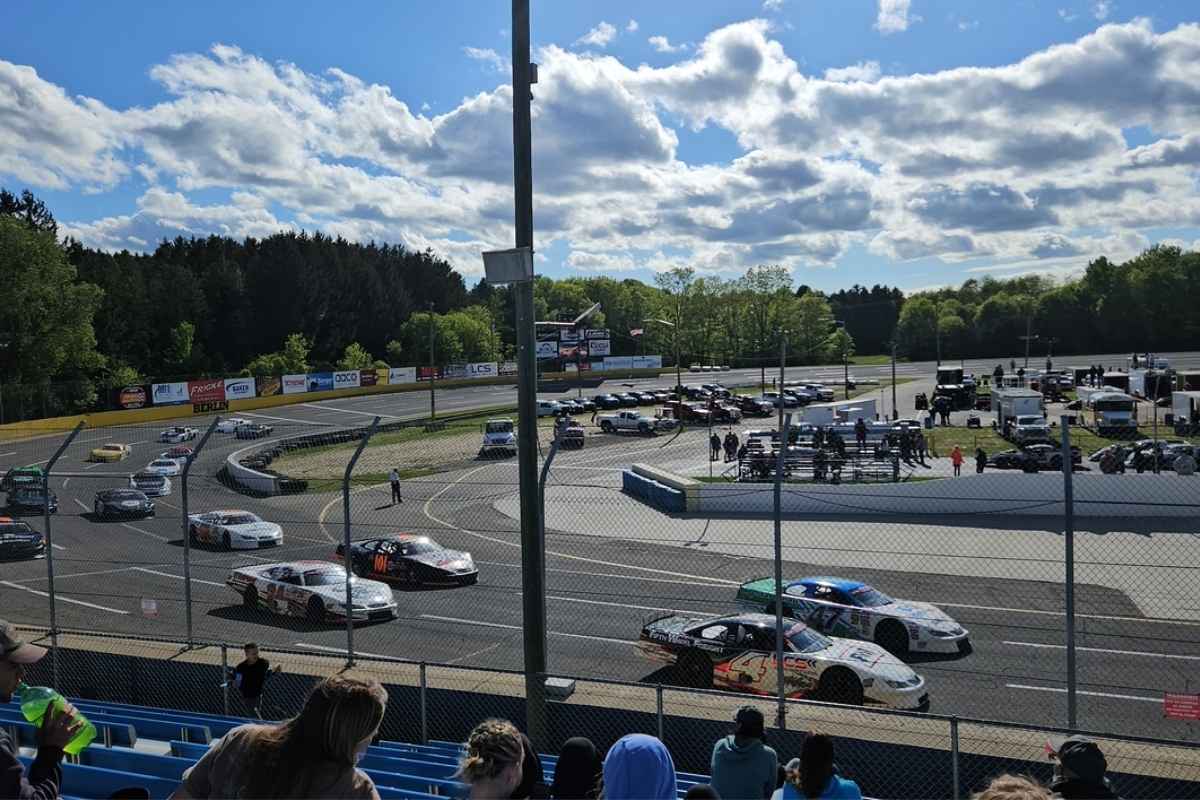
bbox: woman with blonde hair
[459,718,526,799]
[169,675,387,799]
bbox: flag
[630,328,644,337]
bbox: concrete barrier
[224,442,280,495]
[622,470,685,513]
[632,463,701,511]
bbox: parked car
[707,404,743,424]
[632,391,658,405]
[733,395,774,417]
[591,394,622,410]
[761,392,800,409]
[597,410,678,435]
[663,400,711,424]
[1010,415,1052,444]
[480,419,517,457]
[615,392,640,407]
[93,489,155,520]
[556,418,585,449]
[536,400,563,417]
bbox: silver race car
[189,510,282,550]
[227,560,398,623]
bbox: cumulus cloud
[875,0,914,35]
[575,22,617,49]
[763,0,786,10]
[464,47,507,72]
[626,20,639,33]
[1092,2,1113,21]
[823,61,881,82]
[648,36,688,54]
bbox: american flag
[629,328,644,337]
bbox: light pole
[427,301,436,419]
[645,318,679,392]
[1020,316,1038,370]
[890,339,898,420]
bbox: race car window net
[786,626,833,653]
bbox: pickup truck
[733,395,774,417]
[663,400,710,423]
[596,410,678,436]
[1011,414,1052,444]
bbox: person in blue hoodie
[601,734,677,800]
[710,706,779,799]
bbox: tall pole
[843,351,850,400]
[891,340,898,420]
[343,417,379,668]
[773,412,792,730]
[428,301,436,419]
[1023,315,1033,369]
[1060,415,1077,729]
[935,314,941,367]
[180,419,219,648]
[512,0,547,751]
[777,335,787,436]
[43,422,84,691]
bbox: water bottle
[16,683,97,755]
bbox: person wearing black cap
[710,705,779,800]
[1046,736,1119,800]
[1,618,83,800]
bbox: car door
[373,540,402,578]
[723,625,778,694]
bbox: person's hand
[38,702,84,750]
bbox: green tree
[0,188,57,238]
[385,339,404,364]
[245,332,310,375]
[168,321,195,370]
[336,341,375,370]
[788,292,835,363]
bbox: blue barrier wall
[622,470,685,512]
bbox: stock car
[1,467,44,493]
[638,612,929,710]
[333,533,478,585]
[158,426,198,444]
[235,423,274,440]
[144,458,182,477]
[129,471,171,497]
[92,489,155,520]
[188,510,283,550]
[0,518,44,561]
[160,446,194,464]
[735,577,968,656]
[216,417,252,433]
[6,486,57,515]
[227,560,398,623]
[89,443,132,463]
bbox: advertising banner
[375,368,389,385]
[499,361,518,376]
[333,370,361,389]
[306,373,334,392]
[282,374,308,394]
[389,367,417,384]
[418,366,444,382]
[223,377,256,401]
[117,385,148,410]
[579,361,592,372]
[358,369,378,387]
[257,376,282,397]
[151,382,189,406]
[586,339,611,357]
[559,329,580,343]
[559,344,582,359]
[564,363,578,373]
[466,362,498,379]
[605,356,634,370]
[584,328,609,340]
[444,363,467,380]
[192,400,228,415]
[188,379,226,403]
[632,355,663,369]
[536,340,558,359]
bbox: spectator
[711,433,722,461]
[458,719,525,800]
[972,775,1051,800]
[772,735,861,800]
[853,418,867,450]
[976,448,987,474]
[684,787,721,800]
[229,642,281,720]
[171,675,386,799]
[511,732,549,799]
[951,446,964,477]
[898,433,912,465]
[1047,736,1119,800]
[602,734,677,800]
[1,619,83,800]
[915,431,928,466]
[710,706,779,800]
[550,737,602,800]
[389,467,403,505]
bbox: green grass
[847,355,894,366]
[304,467,443,493]
[925,425,1199,458]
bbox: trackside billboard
[333,370,361,389]
[223,377,256,400]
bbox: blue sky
[3,0,1199,293]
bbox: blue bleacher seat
[73,709,211,744]
[80,747,193,780]
[0,709,137,748]
[20,758,178,800]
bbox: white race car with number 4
[216,417,251,433]
[227,561,398,623]
[189,510,282,550]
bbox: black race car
[6,486,57,515]
[334,533,478,586]
[93,489,156,520]
[235,422,275,439]
[0,518,45,561]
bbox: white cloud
[648,35,688,54]
[823,61,881,82]
[575,22,617,49]
[763,0,786,10]
[1058,9,1078,22]
[875,0,913,35]
[1092,2,1113,21]
[626,20,639,33]
[957,19,979,32]
[464,47,507,72]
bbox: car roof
[793,576,868,592]
[695,612,813,629]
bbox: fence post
[419,662,428,745]
[43,421,85,691]
[221,645,230,716]
[950,716,961,800]
[773,413,793,730]
[655,684,664,742]
[1060,415,1077,729]
[181,419,220,648]
[343,417,380,668]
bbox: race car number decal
[374,554,388,575]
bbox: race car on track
[189,510,282,550]
[639,612,928,710]
[334,533,478,585]
[227,561,398,623]
[735,577,968,656]
[235,423,274,440]
[0,518,44,561]
[89,443,132,463]
[1,466,44,493]
[158,426,198,444]
[216,417,251,433]
[129,471,172,497]
[6,486,57,515]
[160,446,194,464]
[144,458,182,477]
[93,489,155,520]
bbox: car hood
[407,549,473,570]
[311,580,394,605]
[226,522,281,537]
[0,531,41,543]
[821,639,916,682]
[879,600,959,629]
[104,496,149,506]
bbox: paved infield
[2,353,1199,741]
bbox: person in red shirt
[950,446,964,477]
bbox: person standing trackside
[229,642,281,720]
[915,430,928,466]
[951,446,964,477]
[389,468,403,505]
[710,433,722,462]
[976,448,987,474]
[854,418,867,450]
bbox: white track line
[1005,640,1200,661]
[1006,684,1158,704]
[942,601,1200,627]
[72,498,88,511]
[421,614,634,646]
[0,580,129,615]
[120,523,168,542]
[131,567,226,588]
[446,642,504,665]
[547,594,718,615]
[301,404,399,420]
[242,411,330,426]
[9,567,132,584]
[291,643,393,658]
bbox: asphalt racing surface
[2,352,1199,741]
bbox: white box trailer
[802,398,877,426]
[992,388,1044,424]
[1172,391,1200,429]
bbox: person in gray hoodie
[710,706,779,800]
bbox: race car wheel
[874,620,910,657]
[306,597,326,624]
[817,667,864,706]
[242,586,258,609]
[222,532,232,551]
[94,501,103,519]
[600,421,613,433]
[1049,455,1063,470]
[676,650,713,689]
